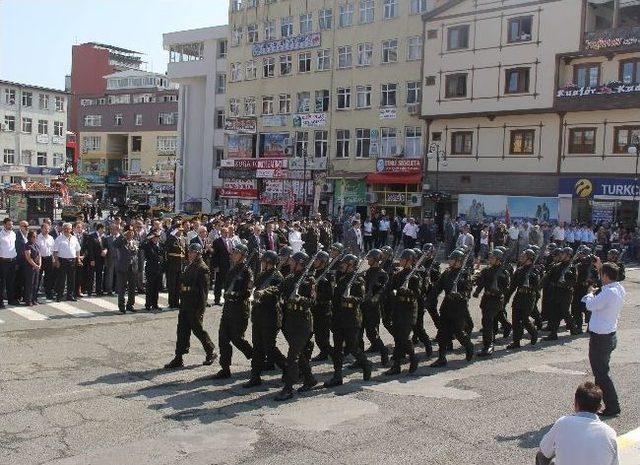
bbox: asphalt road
[1,271,638,465]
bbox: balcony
[554,80,640,111]
[584,25,640,52]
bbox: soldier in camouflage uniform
[310,250,334,362]
[543,247,580,341]
[505,249,539,349]
[359,249,389,366]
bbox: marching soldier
[430,249,475,367]
[328,242,345,281]
[310,250,334,362]
[541,243,561,327]
[164,243,217,369]
[244,251,286,388]
[492,245,513,338]
[505,249,539,349]
[472,249,510,357]
[410,247,434,356]
[379,245,396,336]
[527,244,545,330]
[143,231,164,311]
[422,243,441,333]
[278,245,293,277]
[165,227,186,309]
[384,249,420,375]
[543,247,580,341]
[325,254,372,387]
[277,251,317,400]
[213,243,254,380]
[360,249,390,366]
[380,245,396,274]
[572,245,600,333]
[606,249,625,281]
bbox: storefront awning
[366,173,422,185]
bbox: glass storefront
[369,183,421,218]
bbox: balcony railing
[584,25,640,51]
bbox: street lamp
[427,142,447,193]
[628,135,640,202]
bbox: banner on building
[556,83,640,98]
[261,115,288,127]
[458,194,558,222]
[559,177,640,200]
[219,168,257,179]
[219,179,258,198]
[369,129,379,157]
[591,203,615,224]
[334,179,366,206]
[227,134,253,158]
[287,157,327,171]
[260,133,292,157]
[379,108,397,120]
[224,117,257,134]
[375,159,422,174]
[252,32,321,57]
[292,112,327,128]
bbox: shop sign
[36,134,49,144]
[559,177,640,200]
[591,203,615,224]
[292,113,327,128]
[219,168,256,179]
[252,32,321,57]
[287,157,327,171]
[262,115,288,127]
[0,165,25,173]
[256,168,286,179]
[224,117,257,134]
[556,83,640,98]
[81,173,104,183]
[219,179,258,198]
[385,192,406,203]
[227,134,254,158]
[26,167,63,176]
[379,108,397,120]
[52,136,65,145]
[584,27,640,51]
[260,133,292,157]
[376,159,422,174]
[334,179,366,205]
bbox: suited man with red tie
[211,227,233,305]
[261,222,279,252]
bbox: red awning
[365,173,422,185]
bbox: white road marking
[84,297,120,311]
[9,306,50,321]
[0,318,4,324]
[48,301,94,317]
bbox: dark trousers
[512,304,537,343]
[56,259,76,299]
[23,265,39,304]
[116,268,137,310]
[104,261,115,294]
[391,322,416,366]
[175,306,215,356]
[166,268,181,308]
[360,304,387,358]
[0,259,16,305]
[39,256,54,298]
[145,270,162,309]
[480,300,501,348]
[282,322,313,387]
[377,231,388,247]
[218,316,253,369]
[364,235,374,251]
[547,294,577,335]
[312,306,333,355]
[436,308,472,360]
[14,262,25,302]
[84,263,95,295]
[403,236,416,249]
[213,266,229,304]
[535,451,553,465]
[251,320,286,379]
[93,260,105,295]
[589,332,619,411]
[412,306,432,347]
[332,326,370,378]
[572,286,589,328]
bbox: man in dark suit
[247,224,263,277]
[14,220,29,303]
[261,222,279,252]
[104,223,120,296]
[211,227,232,305]
[343,220,363,256]
[143,231,163,311]
[114,225,139,313]
[74,222,90,297]
[87,223,107,296]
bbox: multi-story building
[77,70,178,203]
[421,0,640,226]
[0,80,69,185]
[163,25,228,213]
[226,0,445,218]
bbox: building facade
[0,80,69,186]
[226,0,445,218]
[421,0,640,226]
[77,70,178,204]
[163,25,228,213]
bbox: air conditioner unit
[408,193,422,207]
[321,182,334,193]
[365,192,378,204]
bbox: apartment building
[226,0,444,217]
[163,25,228,213]
[0,80,69,186]
[77,70,178,203]
[421,0,640,226]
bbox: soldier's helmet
[233,243,249,255]
[494,246,507,253]
[577,245,591,256]
[547,243,558,251]
[261,250,278,265]
[291,251,310,265]
[341,254,359,267]
[400,249,416,261]
[315,250,330,264]
[330,242,345,253]
[380,245,393,256]
[188,243,203,253]
[448,249,465,260]
[607,248,620,259]
[490,249,504,260]
[522,249,536,261]
[422,242,434,253]
[366,248,383,261]
[562,246,574,256]
[278,245,293,258]
[529,244,541,253]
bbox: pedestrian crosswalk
[9,306,50,321]
[48,301,94,318]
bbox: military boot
[380,346,390,367]
[477,345,494,357]
[212,368,231,380]
[429,357,447,368]
[384,364,401,376]
[163,356,184,369]
[242,377,262,389]
[323,375,344,388]
[202,352,218,366]
[408,355,419,374]
[275,386,294,401]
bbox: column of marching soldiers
[165,238,626,402]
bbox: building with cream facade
[421,0,640,226]
[226,0,445,217]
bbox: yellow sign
[574,178,593,198]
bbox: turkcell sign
[559,177,640,200]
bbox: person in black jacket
[211,228,232,305]
[87,223,107,296]
[114,226,139,313]
[143,231,164,311]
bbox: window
[263,58,275,77]
[55,96,65,112]
[83,136,101,151]
[158,112,178,125]
[218,40,228,58]
[4,89,15,104]
[337,87,351,109]
[280,55,292,75]
[246,60,257,80]
[315,90,330,112]
[357,42,373,66]
[406,81,421,104]
[340,4,354,27]
[215,109,225,129]
[317,49,332,70]
[360,0,374,24]
[356,129,371,158]
[336,130,350,158]
[451,131,473,155]
[80,98,94,106]
[568,128,596,154]
[230,63,242,81]
[338,46,352,68]
[574,64,600,87]
[298,52,312,72]
[216,73,227,93]
[445,73,467,98]
[613,126,640,153]
[215,148,224,168]
[447,25,470,50]
[620,59,640,85]
[297,92,310,113]
[20,150,32,165]
[38,119,49,134]
[405,127,422,157]
[382,39,398,63]
[381,127,397,157]
[245,97,256,116]
[157,136,177,153]
[4,115,15,131]
[232,26,243,46]
[22,91,32,107]
[383,0,398,19]
[114,114,123,126]
[37,152,47,166]
[132,136,142,152]
[53,152,64,167]
[21,117,32,133]
[262,96,274,115]
[295,131,309,156]
[38,93,49,110]
[264,20,275,40]
[135,114,142,126]
[510,129,535,154]
[53,121,64,136]
[247,23,258,43]
[314,130,328,157]
[410,0,427,14]
[300,13,313,34]
[229,98,240,116]
[381,83,397,107]
[319,8,333,30]
[507,16,533,43]
[107,94,130,105]
[356,85,372,108]
[97,98,106,105]
[281,16,293,37]
[505,68,530,94]
[3,149,15,164]
[231,0,243,12]
[407,36,423,61]
[133,94,154,103]
[278,94,291,114]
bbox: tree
[65,174,89,193]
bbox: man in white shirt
[456,224,475,250]
[378,216,390,246]
[537,382,618,465]
[402,217,418,249]
[53,223,81,301]
[36,223,56,300]
[582,260,624,417]
[507,221,520,261]
[553,222,566,245]
[0,217,18,308]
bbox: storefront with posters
[366,159,422,219]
